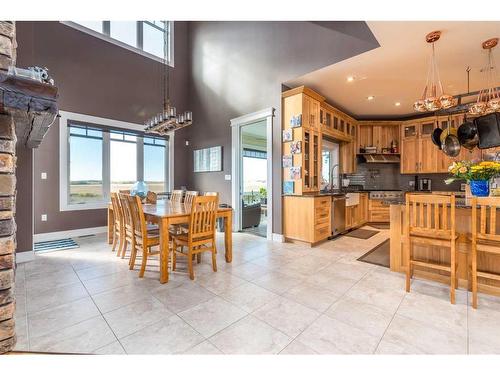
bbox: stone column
[0,21,17,354]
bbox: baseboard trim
[271,233,284,243]
[16,251,35,263]
[33,226,108,242]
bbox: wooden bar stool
[405,193,459,304]
[471,197,500,309]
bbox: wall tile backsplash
[345,162,462,192]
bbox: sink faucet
[330,164,339,191]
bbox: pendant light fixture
[145,21,192,135]
[414,31,456,112]
[469,37,500,115]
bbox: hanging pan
[441,126,461,157]
[457,113,479,150]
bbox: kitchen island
[389,199,500,296]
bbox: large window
[60,112,171,211]
[65,21,173,64]
[144,137,167,193]
[69,126,104,204]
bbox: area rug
[345,228,379,239]
[357,239,390,268]
[34,238,79,253]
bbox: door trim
[230,108,275,239]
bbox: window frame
[61,21,174,66]
[59,110,175,211]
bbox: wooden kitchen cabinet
[340,139,356,174]
[283,196,331,246]
[401,119,441,174]
[368,199,390,222]
[345,193,369,230]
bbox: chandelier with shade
[145,21,192,135]
[469,38,500,115]
[414,31,456,113]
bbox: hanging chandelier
[469,37,500,115]
[145,21,192,135]
[414,31,456,112]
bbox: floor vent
[34,238,79,253]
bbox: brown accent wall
[186,21,379,234]
[15,21,190,237]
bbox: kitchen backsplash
[345,162,463,192]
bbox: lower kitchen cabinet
[368,199,390,222]
[283,195,331,246]
[345,193,368,230]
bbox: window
[65,21,173,64]
[110,131,138,192]
[60,111,172,211]
[144,137,167,193]
[69,125,104,204]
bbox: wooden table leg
[224,211,233,263]
[107,207,114,244]
[159,217,169,283]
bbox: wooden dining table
[107,200,233,283]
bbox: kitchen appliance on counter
[331,195,346,236]
[418,178,432,191]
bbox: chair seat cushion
[172,233,214,244]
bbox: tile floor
[12,226,500,354]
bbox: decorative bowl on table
[131,181,149,199]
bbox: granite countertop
[384,197,472,208]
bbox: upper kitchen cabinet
[358,121,401,153]
[320,102,354,142]
[401,118,439,174]
[282,86,325,194]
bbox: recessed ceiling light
[367,96,375,101]
[347,76,355,82]
[395,102,401,106]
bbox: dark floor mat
[345,228,379,239]
[369,223,390,230]
[357,239,390,268]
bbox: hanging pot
[431,127,443,148]
[457,118,479,150]
[442,133,461,157]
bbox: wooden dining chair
[204,192,218,196]
[126,194,161,277]
[146,191,157,204]
[405,193,459,304]
[170,190,184,203]
[110,193,124,253]
[184,191,198,205]
[118,193,135,259]
[471,197,500,309]
[171,195,219,280]
[119,189,131,194]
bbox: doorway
[230,108,274,239]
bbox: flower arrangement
[445,160,500,184]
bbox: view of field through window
[69,125,167,204]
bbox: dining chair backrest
[405,193,455,239]
[471,197,500,243]
[204,192,218,197]
[119,189,131,194]
[110,192,123,226]
[188,195,219,242]
[146,191,157,204]
[127,194,148,240]
[119,193,134,235]
[170,190,184,203]
[184,191,199,205]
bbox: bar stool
[471,197,500,309]
[405,193,459,304]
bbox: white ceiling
[285,21,500,119]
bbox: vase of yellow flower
[446,160,500,197]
